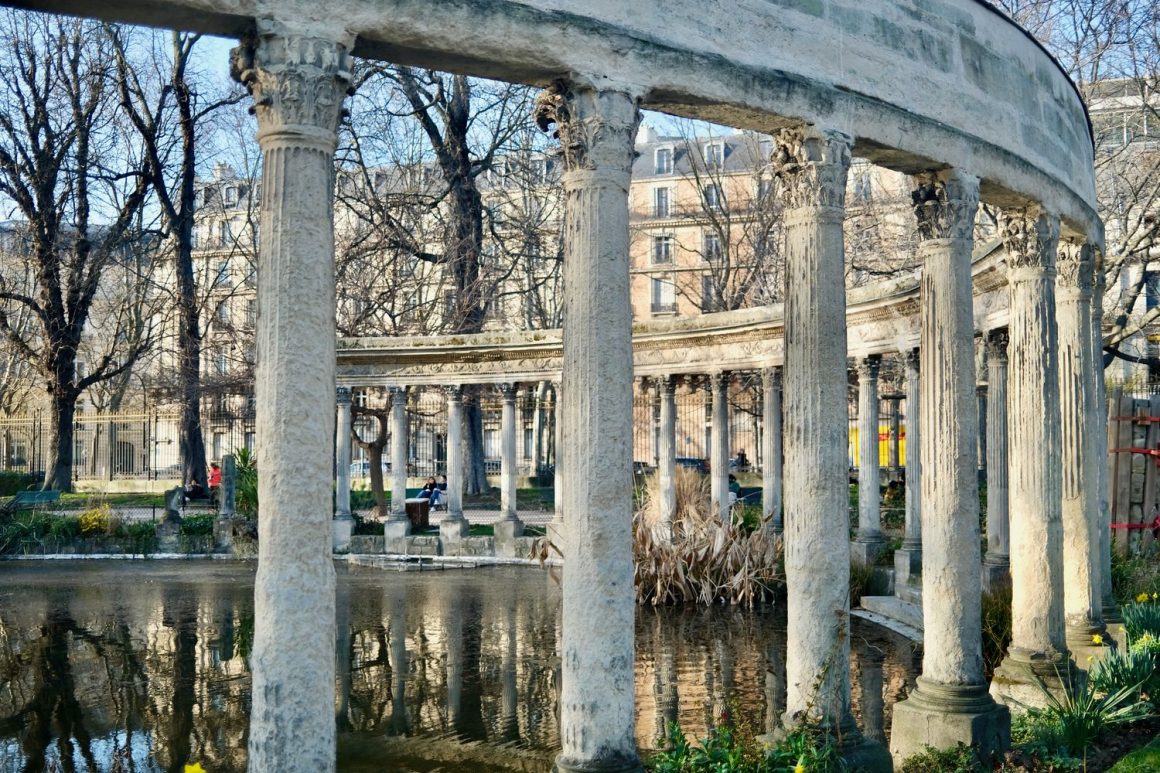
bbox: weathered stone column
[991,207,1073,707]
[977,384,988,476]
[213,453,237,550]
[386,386,410,541]
[892,171,1008,764]
[853,355,885,565]
[535,81,641,773]
[710,371,731,523]
[495,383,524,553]
[774,126,886,769]
[1058,242,1106,654]
[888,396,902,480]
[441,385,469,541]
[548,380,566,554]
[895,348,922,596]
[229,21,352,772]
[333,387,354,552]
[983,330,1011,591]
[1092,253,1116,620]
[657,375,677,540]
[762,367,783,533]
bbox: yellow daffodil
[1087,655,1094,663]
[1092,633,1104,645]
[1153,592,1158,601]
[185,765,206,773]
[794,763,806,773]
[1137,592,1149,603]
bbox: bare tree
[0,13,156,490]
[113,28,243,488]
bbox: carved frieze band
[910,171,980,241]
[231,26,354,137]
[534,81,640,174]
[770,126,853,210]
[999,207,1060,272]
[1057,241,1094,292]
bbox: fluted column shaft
[994,207,1070,702]
[500,383,519,522]
[984,331,1011,585]
[389,387,409,522]
[762,367,783,532]
[775,126,855,728]
[658,376,677,537]
[335,388,353,521]
[856,356,883,546]
[711,372,731,522]
[536,82,641,772]
[888,398,901,478]
[1092,258,1115,616]
[914,172,984,686]
[903,350,921,550]
[445,386,465,521]
[230,22,353,772]
[1058,243,1104,643]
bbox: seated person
[419,477,444,508]
[185,478,208,503]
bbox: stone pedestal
[891,680,1010,766]
[331,518,353,554]
[494,518,524,556]
[383,518,410,541]
[894,546,923,603]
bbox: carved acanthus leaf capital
[497,382,518,401]
[999,207,1060,272]
[904,348,920,374]
[985,329,1010,364]
[910,172,980,241]
[231,26,353,139]
[534,81,640,174]
[770,126,853,210]
[658,374,677,396]
[443,384,462,401]
[1057,241,1094,292]
[855,355,881,380]
[336,386,352,406]
[388,386,408,406]
[762,366,782,391]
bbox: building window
[218,220,231,247]
[703,184,723,211]
[759,138,773,161]
[704,232,722,261]
[653,187,670,217]
[655,147,673,175]
[214,259,230,287]
[704,142,724,168]
[216,301,229,324]
[215,347,228,376]
[213,432,224,460]
[652,236,673,265]
[245,299,256,328]
[702,275,718,312]
[651,275,676,314]
[224,186,238,207]
[1146,271,1160,311]
[757,177,773,200]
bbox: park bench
[0,489,61,516]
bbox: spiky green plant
[1122,599,1160,642]
[1088,647,1158,700]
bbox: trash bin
[404,498,430,529]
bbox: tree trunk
[461,385,490,494]
[368,443,388,518]
[44,391,77,492]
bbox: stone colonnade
[223,19,1104,773]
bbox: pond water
[0,561,919,772]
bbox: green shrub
[648,722,842,773]
[352,512,383,536]
[1123,599,1160,642]
[78,503,117,536]
[1131,631,1160,659]
[0,471,38,495]
[0,511,55,552]
[180,514,216,537]
[234,449,258,518]
[47,516,81,542]
[849,561,888,606]
[898,743,985,773]
[1089,647,1157,700]
[124,521,157,554]
[350,489,377,510]
[1111,550,1160,604]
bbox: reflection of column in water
[444,587,464,732]
[655,638,678,746]
[335,577,352,732]
[712,638,735,725]
[854,640,887,744]
[159,589,197,771]
[765,641,786,736]
[501,593,520,742]
[215,591,235,664]
[388,589,409,735]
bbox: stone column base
[894,546,922,601]
[440,517,470,542]
[990,649,1076,710]
[332,518,353,554]
[494,519,525,557]
[836,728,893,773]
[982,557,1010,592]
[213,516,234,551]
[851,536,886,566]
[890,678,1010,766]
[383,518,411,540]
[1102,602,1123,624]
[553,754,641,773]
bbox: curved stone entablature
[336,244,1010,387]
[24,0,1100,245]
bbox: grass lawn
[1109,735,1160,772]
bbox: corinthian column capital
[534,81,641,176]
[985,328,1010,364]
[1000,207,1060,273]
[1057,241,1094,294]
[770,126,854,209]
[910,171,980,241]
[855,355,881,380]
[231,21,354,146]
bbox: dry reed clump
[634,468,783,606]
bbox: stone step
[860,595,924,632]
